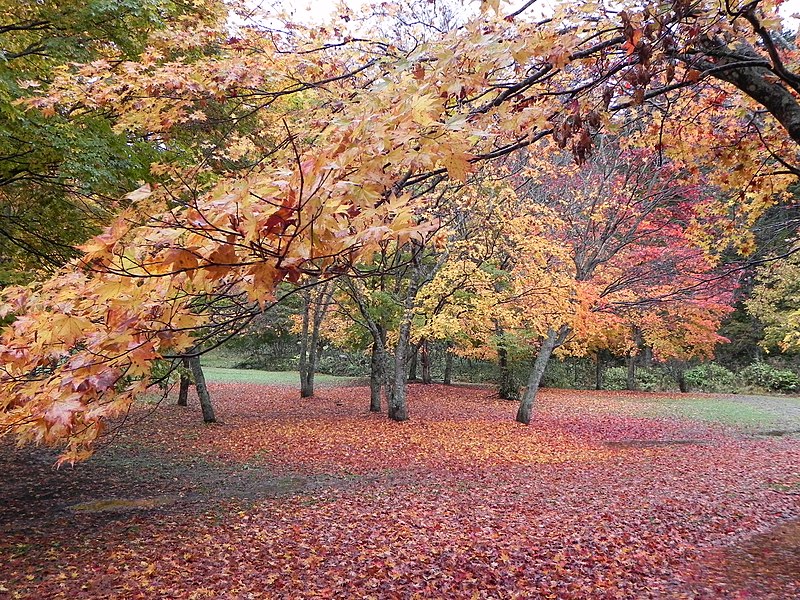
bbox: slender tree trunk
[408,343,419,382]
[420,338,432,384]
[443,342,453,385]
[383,349,394,408]
[626,355,637,391]
[298,289,312,397]
[299,282,333,398]
[516,326,568,425]
[301,324,323,398]
[301,369,315,398]
[388,320,411,422]
[387,252,434,421]
[496,325,519,400]
[595,352,603,391]
[498,344,519,400]
[188,355,216,423]
[369,337,384,412]
[626,327,642,391]
[177,357,191,406]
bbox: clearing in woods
[1,377,798,599]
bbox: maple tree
[0,0,211,282]
[458,140,739,422]
[747,244,800,351]
[414,174,573,398]
[1,0,799,459]
[336,237,448,419]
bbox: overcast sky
[241,0,559,25]
[263,0,800,27]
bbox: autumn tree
[415,175,573,401]
[0,0,220,282]
[513,140,739,423]
[747,244,800,351]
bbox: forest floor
[1,381,798,599]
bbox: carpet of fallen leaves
[1,383,799,599]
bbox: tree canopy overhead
[1,0,798,462]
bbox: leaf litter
[1,384,798,598]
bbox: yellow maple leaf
[48,314,93,344]
[409,94,439,126]
[441,151,474,182]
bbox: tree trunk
[674,362,689,393]
[408,343,419,382]
[420,338,431,384]
[300,369,314,398]
[595,351,603,391]
[298,289,312,398]
[299,282,333,398]
[627,327,642,391]
[643,346,653,368]
[677,371,688,393]
[369,338,384,412]
[188,355,216,423]
[386,247,444,422]
[177,357,190,406]
[498,343,519,400]
[626,355,637,391]
[516,326,568,425]
[443,342,453,385]
[388,320,411,422]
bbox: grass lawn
[648,397,782,426]
[201,366,356,387]
[598,391,800,432]
[616,394,789,426]
[1,382,798,599]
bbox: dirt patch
[70,496,179,512]
[760,429,800,437]
[0,439,365,535]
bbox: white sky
[270,0,542,23]
[263,0,800,27]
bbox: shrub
[602,366,628,390]
[541,359,574,388]
[317,352,370,377]
[739,362,799,392]
[603,366,675,391]
[542,358,597,389]
[637,367,675,391]
[683,363,737,393]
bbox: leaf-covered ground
[1,383,798,599]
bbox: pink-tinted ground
[1,384,798,599]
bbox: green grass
[634,396,785,428]
[201,367,354,387]
[200,350,244,369]
[662,399,774,425]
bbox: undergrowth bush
[684,363,737,393]
[542,358,596,389]
[317,352,370,377]
[603,366,675,391]
[739,362,799,392]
